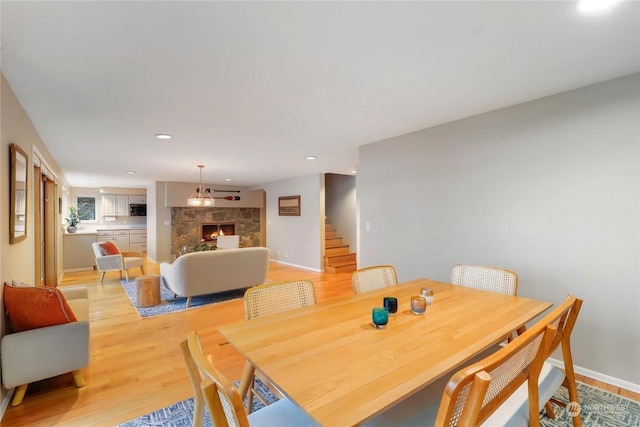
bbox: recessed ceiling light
[351,170,357,174]
[225,178,232,182]
[126,170,136,175]
[156,134,172,139]
[305,156,317,160]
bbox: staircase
[324,223,357,274]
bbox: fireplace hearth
[201,222,235,242]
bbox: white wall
[357,74,639,387]
[259,174,324,271]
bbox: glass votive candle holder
[383,297,398,316]
[372,307,389,329]
[411,296,427,315]
[421,288,434,305]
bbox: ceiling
[1,1,638,189]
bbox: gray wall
[357,74,639,387]
[259,174,324,271]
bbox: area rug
[118,380,639,426]
[540,381,639,427]
[120,279,248,318]
[118,379,278,427]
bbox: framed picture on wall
[278,195,301,216]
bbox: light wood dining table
[218,278,552,426]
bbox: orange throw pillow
[100,241,120,255]
[3,282,77,332]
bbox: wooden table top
[218,278,552,426]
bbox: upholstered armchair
[1,285,90,406]
[91,241,144,283]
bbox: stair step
[325,230,338,239]
[325,237,344,247]
[325,261,357,274]
[325,253,356,265]
[325,245,350,256]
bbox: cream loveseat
[160,247,270,307]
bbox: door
[34,166,57,287]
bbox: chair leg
[238,362,256,414]
[72,370,85,388]
[561,341,582,427]
[545,402,557,419]
[140,265,145,275]
[11,384,28,406]
[186,296,192,307]
[125,269,130,282]
[100,272,106,284]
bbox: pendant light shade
[187,165,215,207]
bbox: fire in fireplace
[201,222,235,242]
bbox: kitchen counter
[65,224,147,235]
[64,229,98,235]
[63,233,97,271]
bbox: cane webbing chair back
[435,295,581,427]
[352,265,399,295]
[183,331,250,427]
[241,280,317,413]
[450,264,518,296]
[244,280,317,320]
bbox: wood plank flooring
[1,260,637,426]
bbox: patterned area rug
[541,381,639,427]
[119,380,639,426]
[120,279,248,317]
[118,379,277,427]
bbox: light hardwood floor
[2,259,638,426]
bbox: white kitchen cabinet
[97,229,130,251]
[113,230,130,251]
[102,194,129,216]
[129,195,146,204]
[129,229,147,252]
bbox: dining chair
[181,330,317,427]
[450,264,518,296]
[363,295,582,427]
[241,280,317,412]
[91,241,145,284]
[437,295,582,427]
[351,265,399,295]
[451,264,522,341]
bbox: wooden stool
[135,274,161,307]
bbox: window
[77,196,96,221]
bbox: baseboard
[63,267,94,273]
[270,259,322,272]
[546,357,640,394]
[0,388,13,421]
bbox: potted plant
[65,206,80,233]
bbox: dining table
[218,278,552,426]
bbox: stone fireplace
[170,207,261,258]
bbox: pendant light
[187,165,215,207]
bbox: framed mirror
[10,143,28,243]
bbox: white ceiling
[1,1,638,189]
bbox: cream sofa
[160,247,270,307]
